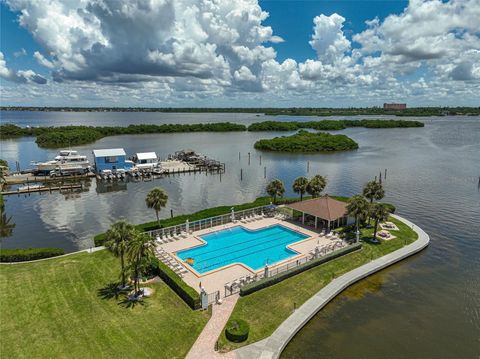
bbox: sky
[0,0,479,107]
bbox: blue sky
[0,0,478,107]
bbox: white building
[133,152,159,170]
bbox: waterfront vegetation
[0,123,247,148]
[254,130,359,152]
[0,119,423,148]
[248,119,424,131]
[0,247,64,262]
[3,106,480,116]
[218,216,418,351]
[0,250,210,358]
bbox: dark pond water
[0,111,479,357]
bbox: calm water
[1,111,479,357]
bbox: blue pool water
[176,225,309,274]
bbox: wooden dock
[4,172,95,185]
[1,184,83,196]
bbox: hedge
[225,319,250,342]
[152,258,201,310]
[0,247,65,262]
[239,242,362,296]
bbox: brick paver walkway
[186,295,239,359]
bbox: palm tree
[145,187,168,227]
[266,179,285,204]
[105,220,136,288]
[369,203,390,242]
[363,180,385,223]
[0,207,15,239]
[292,176,309,201]
[126,232,156,297]
[346,195,369,241]
[306,175,327,198]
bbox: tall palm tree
[145,187,168,227]
[126,232,156,297]
[105,220,136,288]
[306,175,327,198]
[266,179,285,204]
[292,176,309,201]
[346,195,369,241]
[370,203,390,242]
[362,180,385,223]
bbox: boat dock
[4,172,95,185]
[1,183,84,196]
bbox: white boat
[133,152,159,170]
[33,150,91,173]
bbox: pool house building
[92,148,134,173]
[286,195,354,231]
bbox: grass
[0,250,210,358]
[218,216,417,351]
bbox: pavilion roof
[286,195,347,221]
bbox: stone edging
[234,214,430,359]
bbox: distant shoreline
[1,106,480,117]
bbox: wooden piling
[240,168,243,181]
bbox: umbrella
[186,219,189,233]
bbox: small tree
[145,187,168,227]
[126,231,156,297]
[292,176,309,201]
[370,203,390,242]
[306,175,327,198]
[363,180,385,223]
[105,220,136,288]
[266,179,285,204]
[346,195,369,241]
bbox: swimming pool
[176,225,309,274]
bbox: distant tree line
[2,106,479,116]
[247,119,424,131]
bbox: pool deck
[157,217,334,295]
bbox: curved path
[234,214,430,359]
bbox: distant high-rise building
[383,103,407,110]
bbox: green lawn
[218,216,418,351]
[0,250,210,358]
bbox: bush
[240,243,362,296]
[225,319,250,342]
[152,259,201,309]
[0,247,65,262]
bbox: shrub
[225,319,250,342]
[240,243,362,296]
[152,258,201,309]
[0,247,64,262]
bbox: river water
[0,111,479,357]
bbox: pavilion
[285,195,354,231]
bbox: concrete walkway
[235,214,430,359]
[186,294,239,359]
